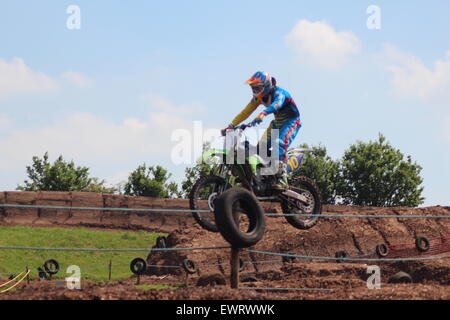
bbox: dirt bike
[189,122,322,232]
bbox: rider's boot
[272,161,288,191]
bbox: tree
[83,178,118,194]
[17,152,115,193]
[337,134,424,207]
[180,142,217,198]
[180,163,214,198]
[292,143,340,204]
[124,164,180,198]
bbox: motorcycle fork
[216,164,232,193]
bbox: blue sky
[0,1,449,206]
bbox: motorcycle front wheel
[189,175,229,232]
[189,175,252,232]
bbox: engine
[252,175,274,197]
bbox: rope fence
[0,201,449,270]
[239,287,332,292]
[0,247,449,293]
[1,203,450,219]
[0,269,30,293]
[0,202,450,293]
[0,271,25,289]
[246,249,450,262]
[0,204,208,213]
[0,245,230,252]
[1,245,449,262]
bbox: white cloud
[61,71,94,88]
[107,170,132,185]
[0,57,96,100]
[0,112,189,171]
[384,44,450,100]
[444,116,450,144]
[285,20,361,71]
[0,113,12,131]
[0,96,209,187]
[141,93,204,115]
[0,57,58,98]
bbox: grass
[0,226,166,282]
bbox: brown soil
[0,192,449,300]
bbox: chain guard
[281,189,309,204]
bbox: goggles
[251,83,264,95]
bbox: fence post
[230,206,241,289]
[230,247,240,289]
[26,266,30,284]
[108,260,112,281]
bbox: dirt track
[0,192,449,300]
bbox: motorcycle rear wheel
[281,176,322,230]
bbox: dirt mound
[0,191,196,232]
[0,191,281,233]
[1,271,449,300]
[1,191,449,299]
[145,205,450,277]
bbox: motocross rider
[221,71,301,190]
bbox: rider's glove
[252,112,267,126]
[221,123,235,136]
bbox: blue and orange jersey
[230,87,300,127]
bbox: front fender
[199,149,229,165]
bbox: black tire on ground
[130,258,147,275]
[376,243,390,257]
[196,273,227,287]
[43,259,60,275]
[239,258,245,272]
[37,267,49,280]
[282,253,296,263]
[335,251,347,263]
[214,187,266,248]
[281,176,322,230]
[156,236,167,249]
[241,276,258,283]
[182,259,197,275]
[388,271,413,284]
[416,236,430,252]
[189,176,228,233]
[147,245,158,261]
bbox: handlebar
[221,121,259,137]
[231,121,258,132]
[237,122,256,130]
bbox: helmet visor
[251,83,264,96]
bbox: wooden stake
[136,274,141,285]
[230,205,241,289]
[108,260,112,281]
[230,247,240,289]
